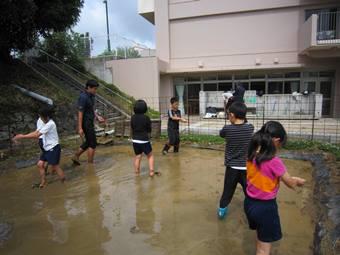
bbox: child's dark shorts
[168,128,180,145]
[244,196,282,243]
[39,144,61,166]
[133,142,152,156]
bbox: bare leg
[256,239,271,255]
[87,148,95,163]
[72,148,85,165]
[37,160,47,188]
[134,154,142,175]
[147,152,154,177]
[51,165,66,182]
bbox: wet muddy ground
[0,143,315,255]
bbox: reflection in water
[0,144,315,255]
[135,178,156,235]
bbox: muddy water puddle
[0,144,315,255]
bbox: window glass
[268,81,283,94]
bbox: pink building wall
[106,57,160,110]
[109,0,340,116]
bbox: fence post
[262,96,265,126]
[311,94,316,141]
[187,104,190,135]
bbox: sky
[73,0,155,56]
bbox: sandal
[149,170,155,177]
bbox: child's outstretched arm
[180,118,187,123]
[281,171,306,190]
[13,130,41,141]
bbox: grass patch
[159,133,340,160]
[284,140,340,160]
[160,133,225,145]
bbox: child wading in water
[13,107,65,188]
[162,97,187,155]
[245,121,305,255]
[130,100,156,177]
[218,102,254,219]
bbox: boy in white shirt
[13,107,65,188]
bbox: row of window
[174,71,334,96]
[175,71,335,83]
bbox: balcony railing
[316,11,340,44]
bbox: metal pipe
[103,0,111,52]
[12,84,53,106]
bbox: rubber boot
[174,144,180,153]
[162,144,170,155]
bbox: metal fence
[317,11,340,44]
[138,95,340,144]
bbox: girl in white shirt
[13,107,65,188]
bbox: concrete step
[106,112,121,118]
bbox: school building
[106,0,340,117]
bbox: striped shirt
[246,157,286,200]
[220,123,254,168]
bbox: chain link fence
[139,94,340,144]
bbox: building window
[284,81,300,93]
[236,82,250,90]
[302,81,316,92]
[218,74,232,81]
[268,81,283,94]
[234,74,249,80]
[251,82,266,96]
[203,75,217,81]
[203,83,217,91]
[186,76,201,82]
[285,72,300,78]
[268,73,284,79]
[218,82,233,92]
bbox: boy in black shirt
[131,100,155,177]
[72,80,105,165]
[162,97,187,155]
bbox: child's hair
[39,106,54,120]
[170,97,179,105]
[86,79,99,89]
[133,99,148,114]
[228,102,247,120]
[248,121,287,165]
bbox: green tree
[39,31,87,71]
[0,0,84,62]
[98,47,141,58]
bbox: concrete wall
[84,57,113,84]
[155,0,170,62]
[159,75,173,114]
[168,0,338,19]
[299,14,318,53]
[106,57,160,110]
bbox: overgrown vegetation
[39,31,89,72]
[98,47,141,58]
[0,0,84,61]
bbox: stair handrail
[35,48,133,106]
[28,59,132,119]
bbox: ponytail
[248,121,287,165]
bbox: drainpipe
[12,84,54,106]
